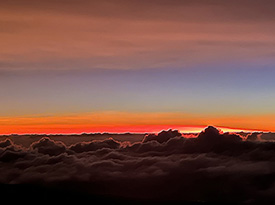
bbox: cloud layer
[1,126,275,203]
[1,0,275,72]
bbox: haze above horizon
[1,0,275,134]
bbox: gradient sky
[1,0,275,134]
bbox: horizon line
[0,125,270,136]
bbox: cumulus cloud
[246,132,262,141]
[0,138,13,148]
[69,138,121,153]
[1,126,275,203]
[31,137,66,156]
[142,129,181,143]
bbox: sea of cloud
[0,126,275,203]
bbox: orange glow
[0,111,274,135]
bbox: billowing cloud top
[1,126,275,203]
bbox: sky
[1,0,275,134]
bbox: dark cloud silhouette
[0,150,26,163]
[142,129,181,143]
[249,132,275,141]
[69,138,121,153]
[197,126,242,143]
[247,132,261,141]
[31,137,66,156]
[0,138,12,148]
[1,126,275,203]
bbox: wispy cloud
[0,0,275,71]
